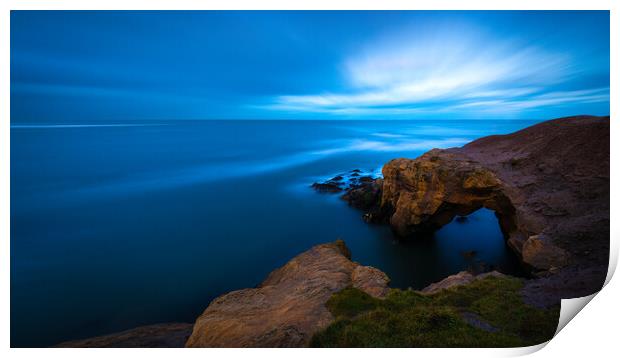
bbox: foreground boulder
[185,240,389,347]
[380,115,609,297]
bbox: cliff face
[185,240,389,348]
[381,115,609,295]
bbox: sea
[10,119,539,347]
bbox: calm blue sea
[11,119,539,347]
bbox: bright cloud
[266,26,608,118]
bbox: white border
[1,1,617,357]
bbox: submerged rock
[460,250,477,259]
[310,174,348,193]
[185,240,389,348]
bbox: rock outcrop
[185,240,389,348]
[380,115,609,296]
[55,323,193,348]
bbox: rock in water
[341,178,383,212]
[311,181,343,193]
[185,240,389,347]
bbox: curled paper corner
[518,249,618,356]
[555,293,598,335]
[493,342,555,357]
[548,245,619,343]
[509,293,602,356]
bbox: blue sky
[11,11,609,122]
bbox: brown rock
[185,240,389,347]
[521,234,569,271]
[381,150,507,236]
[351,266,390,298]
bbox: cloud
[446,87,610,113]
[264,26,608,117]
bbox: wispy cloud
[447,87,610,113]
[263,26,608,118]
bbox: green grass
[310,276,559,348]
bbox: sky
[10,11,610,122]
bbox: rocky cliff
[380,115,609,299]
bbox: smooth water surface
[11,119,537,346]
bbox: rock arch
[380,149,568,273]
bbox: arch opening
[397,192,519,242]
[386,190,530,277]
[430,205,528,278]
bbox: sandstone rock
[185,240,389,348]
[381,151,507,237]
[351,265,390,298]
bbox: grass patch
[310,276,559,348]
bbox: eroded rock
[185,240,389,347]
[351,265,390,298]
[381,150,509,237]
